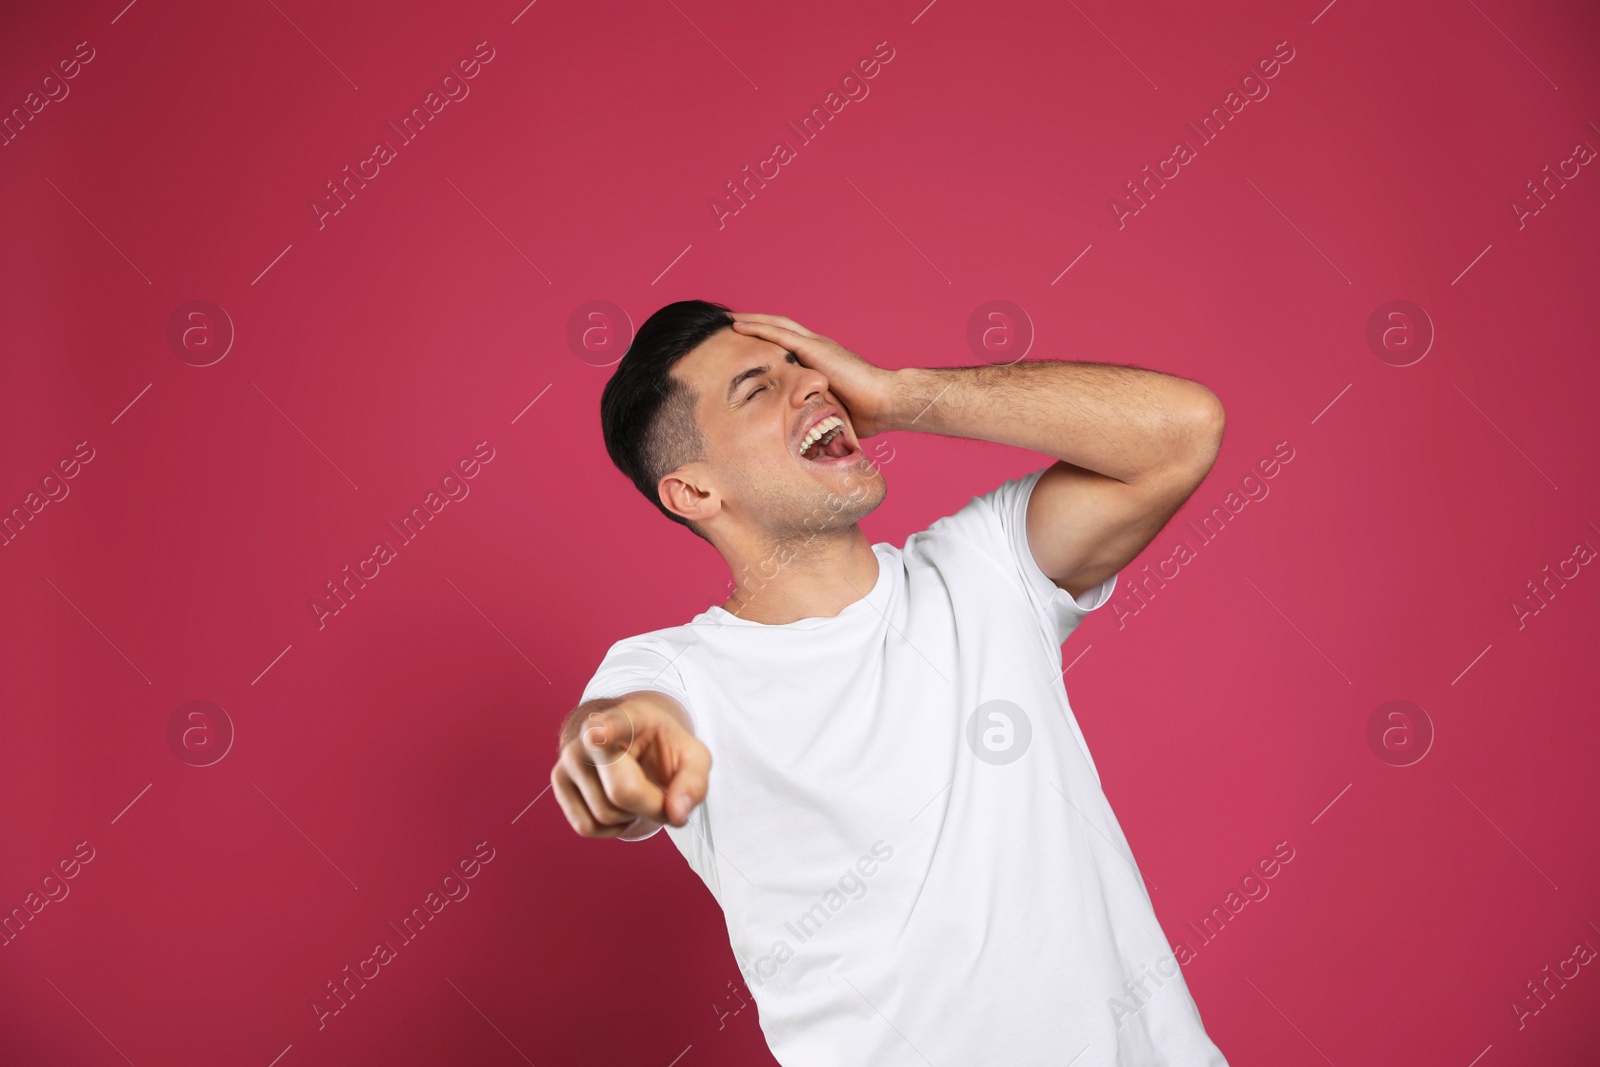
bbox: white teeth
[799,416,843,453]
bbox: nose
[792,361,829,406]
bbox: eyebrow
[726,351,799,402]
[726,363,771,402]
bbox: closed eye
[732,351,793,403]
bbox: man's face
[665,326,886,541]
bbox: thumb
[660,736,711,828]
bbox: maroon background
[3,0,1598,1064]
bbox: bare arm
[729,315,1225,599]
[880,361,1224,598]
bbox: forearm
[879,361,1222,486]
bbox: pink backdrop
[3,0,1598,1063]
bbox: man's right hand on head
[550,692,711,839]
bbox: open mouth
[798,414,858,464]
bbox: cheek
[704,427,769,497]
[729,417,791,465]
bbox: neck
[717,524,880,625]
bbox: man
[551,299,1230,1066]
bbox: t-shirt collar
[700,543,893,629]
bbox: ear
[659,466,721,526]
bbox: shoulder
[906,467,1046,559]
[593,623,699,666]
[580,621,705,711]
[901,466,1119,642]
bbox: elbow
[1192,385,1225,436]
[1179,387,1225,475]
[1202,393,1226,457]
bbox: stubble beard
[749,463,888,559]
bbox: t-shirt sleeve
[577,634,697,843]
[932,465,1118,648]
[579,635,695,721]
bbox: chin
[815,460,887,521]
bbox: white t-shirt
[581,467,1229,1067]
